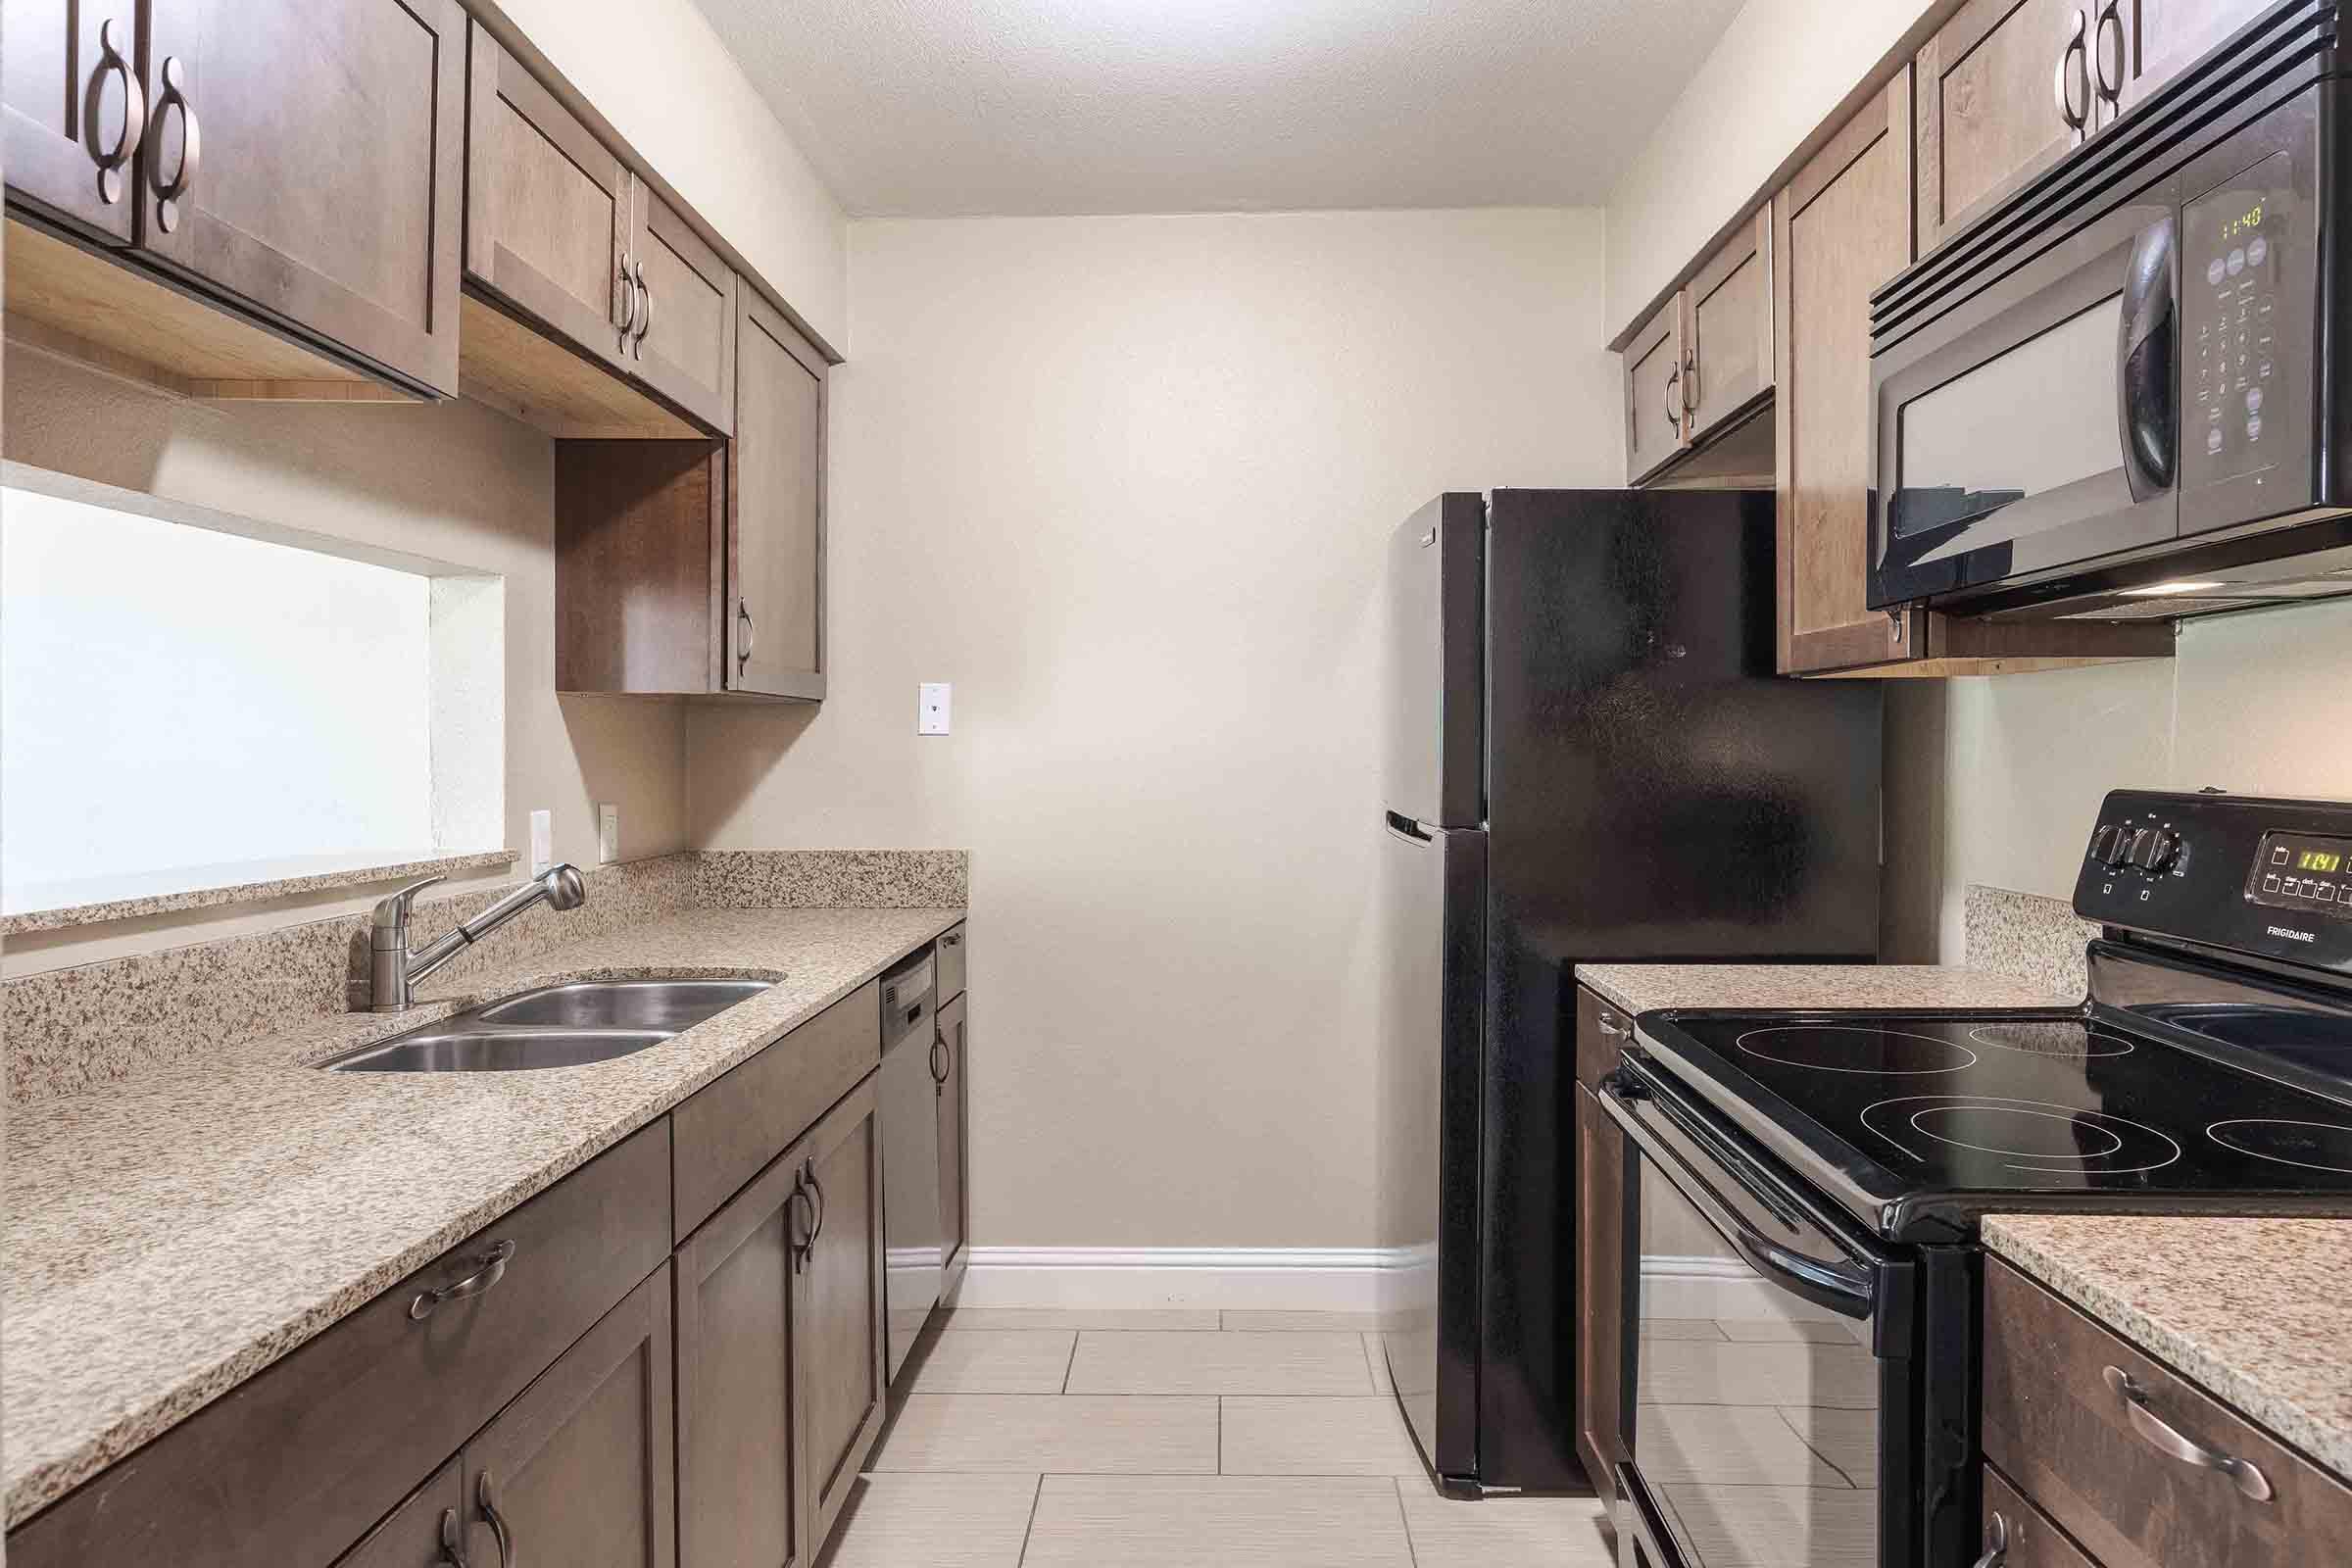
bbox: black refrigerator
[1376,489,1883,1494]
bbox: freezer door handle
[1385,810,1435,843]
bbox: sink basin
[322,975,775,1072]
[326,1028,673,1073]
[475,979,774,1031]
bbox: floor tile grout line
[1394,1476,1422,1568]
[1059,1330,1078,1394]
[1014,1472,1046,1567]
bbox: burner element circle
[2208,1119,2352,1176]
[1861,1095,2183,1175]
[1735,1026,1979,1076]
[1968,1021,2135,1059]
[1910,1104,2125,1161]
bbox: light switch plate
[919,682,952,736]
[598,804,619,864]
[530,809,553,876]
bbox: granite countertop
[1575,962,2076,1017]
[3,905,962,1526]
[1984,1214,2352,1483]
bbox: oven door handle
[1601,1073,1877,1322]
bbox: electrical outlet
[919,682,952,736]
[530,809,553,876]
[598,804,620,864]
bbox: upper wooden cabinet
[1621,212,1773,481]
[1622,299,1686,482]
[2107,0,2276,115]
[1916,0,2089,255]
[139,0,467,395]
[626,182,738,433]
[2,0,144,245]
[731,290,829,700]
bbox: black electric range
[1598,790,2352,1568]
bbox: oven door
[1871,181,2181,609]
[1600,1056,1916,1568]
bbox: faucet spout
[370,864,589,1011]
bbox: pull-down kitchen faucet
[370,865,587,1011]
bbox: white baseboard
[958,1247,1387,1311]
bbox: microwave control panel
[2183,151,2293,488]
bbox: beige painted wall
[688,208,1624,1247]
[1,352,689,975]
[1931,597,2352,957]
[1603,0,1939,337]
[487,0,850,351]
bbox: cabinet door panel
[1622,300,1685,482]
[1685,210,1772,442]
[2,0,143,242]
[938,993,970,1294]
[139,0,466,393]
[1916,0,2085,254]
[2116,0,2273,115]
[466,1266,676,1568]
[730,290,827,699]
[332,1458,463,1568]
[1775,74,1920,674]
[796,1077,886,1548]
[677,1155,807,1568]
[631,179,737,432]
[464,21,628,370]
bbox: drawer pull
[1972,1509,2007,1568]
[438,1506,470,1568]
[477,1471,515,1568]
[2103,1365,2275,1501]
[410,1239,516,1321]
[1596,1010,1627,1038]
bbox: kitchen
[4,0,2351,1565]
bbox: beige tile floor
[818,1309,1617,1567]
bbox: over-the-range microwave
[1869,0,2352,623]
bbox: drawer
[1574,985,1630,1093]
[673,981,880,1240]
[11,1120,671,1568]
[937,923,967,1003]
[1981,1463,2097,1568]
[1983,1258,2352,1568]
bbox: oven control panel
[2078,791,2352,971]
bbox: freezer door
[1385,495,1486,829]
[1374,813,1486,1485]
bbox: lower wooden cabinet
[796,1078,890,1547]
[1572,985,1630,1495]
[332,1459,464,1568]
[465,1266,676,1568]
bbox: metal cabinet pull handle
[632,260,652,352]
[616,257,640,340]
[1595,1010,1627,1038]
[438,1506,471,1568]
[1972,1509,2008,1568]
[1661,366,1682,433]
[736,599,757,671]
[942,931,963,948]
[2054,13,2089,130]
[477,1472,516,1568]
[806,1158,827,1248]
[410,1240,515,1321]
[930,1034,950,1084]
[150,56,199,231]
[2092,0,2126,101]
[789,1175,816,1272]
[1682,352,1699,415]
[89,19,145,204]
[2102,1365,2275,1500]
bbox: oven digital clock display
[2246,832,2352,919]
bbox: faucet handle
[372,874,446,933]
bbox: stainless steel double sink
[323,978,774,1072]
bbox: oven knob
[2128,828,2182,873]
[2091,825,2125,864]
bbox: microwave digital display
[2220,201,2267,241]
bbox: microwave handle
[2119,213,2178,500]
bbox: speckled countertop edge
[0,848,520,936]
[1984,1214,2352,1482]
[1573,962,2076,1017]
[3,905,962,1525]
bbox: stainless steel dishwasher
[877,947,942,1383]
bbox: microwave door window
[1890,295,2130,569]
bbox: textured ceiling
[690,0,1748,217]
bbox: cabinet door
[2109,0,2273,117]
[676,1154,808,1568]
[1622,298,1686,483]
[1573,1084,1627,1496]
[937,993,970,1294]
[794,1077,887,1549]
[464,21,629,371]
[729,289,828,700]
[138,0,466,394]
[1682,210,1773,442]
[628,176,737,433]
[2,0,144,243]
[332,1459,464,1568]
[464,1266,676,1568]
[1775,73,1921,675]
[1915,0,2087,255]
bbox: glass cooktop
[1637,1009,2352,1239]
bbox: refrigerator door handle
[1385,810,1436,843]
